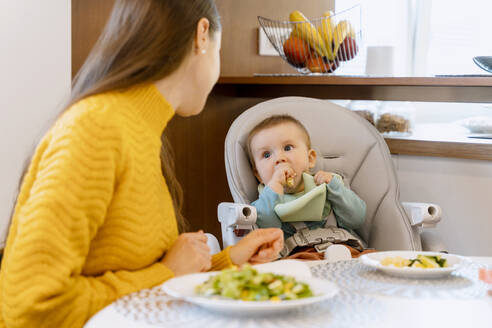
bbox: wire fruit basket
[258,5,362,74]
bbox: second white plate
[360,251,465,279]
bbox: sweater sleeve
[251,186,283,229]
[1,113,173,328]
[326,175,367,230]
[210,246,234,270]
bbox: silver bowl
[473,56,492,73]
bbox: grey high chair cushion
[224,97,421,251]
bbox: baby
[247,114,367,258]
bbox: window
[334,0,492,76]
[419,0,492,75]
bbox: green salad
[195,264,314,301]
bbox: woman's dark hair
[18,0,221,233]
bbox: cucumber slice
[417,255,440,268]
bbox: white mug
[365,46,395,76]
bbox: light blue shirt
[251,175,366,239]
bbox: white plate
[460,116,492,134]
[161,271,339,315]
[360,251,465,279]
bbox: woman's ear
[194,17,210,54]
[308,149,317,169]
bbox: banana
[332,20,356,55]
[289,10,331,60]
[317,11,336,60]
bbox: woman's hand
[161,231,212,276]
[229,228,284,265]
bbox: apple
[283,36,311,67]
[306,56,338,73]
[336,36,358,61]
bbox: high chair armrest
[218,202,257,249]
[420,230,448,253]
[204,233,221,255]
[218,203,257,228]
[401,202,442,228]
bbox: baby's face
[250,122,316,191]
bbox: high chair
[212,97,446,256]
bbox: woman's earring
[201,49,206,54]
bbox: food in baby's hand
[286,177,295,187]
[195,264,313,301]
[380,255,448,268]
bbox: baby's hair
[246,114,311,169]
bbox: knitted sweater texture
[0,84,232,327]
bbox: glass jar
[348,100,380,127]
[376,101,415,136]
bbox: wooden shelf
[384,124,492,161]
[217,76,492,103]
[385,138,492,161]
[219,76,492,87]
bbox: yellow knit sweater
[0,84,232,328]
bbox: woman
[0,1,283,327]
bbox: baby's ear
[308,149,317,169]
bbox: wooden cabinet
[72,0,115,77]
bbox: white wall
[394,155,492,256]
[0,1,71,247]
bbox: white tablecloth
[85,257,492,328]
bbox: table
[85,257,492,328]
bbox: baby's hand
[314,171,333,185]
[268,163,295,194]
